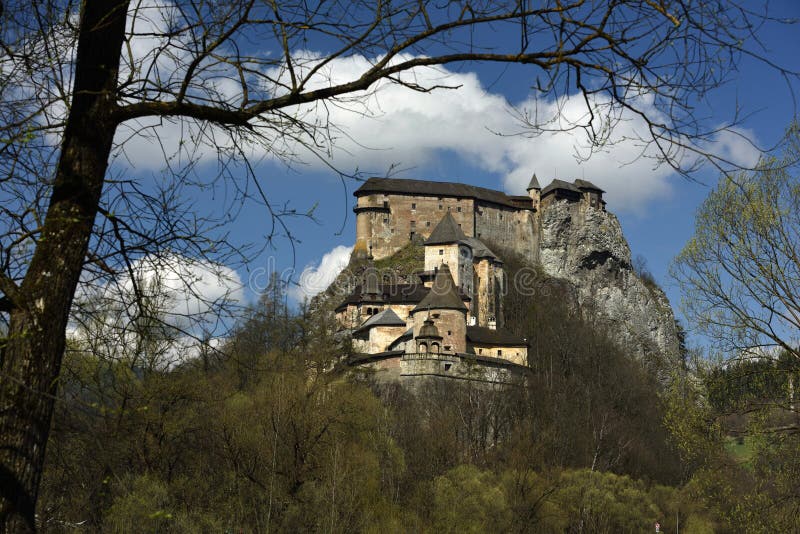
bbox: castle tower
[356,264,383,323]
[526,173,541,211]
[424,212,473,297]
[415,314,443,354]
[409,264,467,354]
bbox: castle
[337,175,606,382]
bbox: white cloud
[289,245,353,302]
[700,127,761,169]
[112,46,762,212]
[70,253,244,368]
[116,253,244,321]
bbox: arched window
[431,342,440,353]
[419,342,428,353]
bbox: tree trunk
[0,2,129,531]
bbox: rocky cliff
[537,200,681,365]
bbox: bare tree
[0,0,796,530]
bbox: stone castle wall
[412,308,467,354]
[474,203,538,265]
[355,193,476,259]
[355,192,539,263]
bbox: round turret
[418,317,442,339]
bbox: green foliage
[671,123,800,362]
[374,242,425,274]
[429,465,511,533]
[551,470,661,533]
[39,278,752,531]
[103,475,174,533]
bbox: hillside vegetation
[38,242,800,532]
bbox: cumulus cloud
[112,40,761,211]
[69,253,244,368]
[289,245,353,302]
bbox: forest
[41,239,800,532]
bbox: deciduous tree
[672,124,800,417]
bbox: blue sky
[112,1,800,346]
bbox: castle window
[445,345,451,351]
[411,203,416,210]
[426,221,431,227]
[457,206,461,212]
[383,217,389,223]
[443,363,451,371]
[478,348,483,354]
[457,223,461,228]
[447,330,452,335]
[499,214,503,220]
[410,220,416,228]
[439,249,444,255]
[410,231,416,241]
[439,204,443,210]
[497,349,503,356]
[383,201,389,208]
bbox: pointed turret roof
[412,264,467,313]
[425,212,467,246]
[526,173,541,191]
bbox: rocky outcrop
[538,201,681,364]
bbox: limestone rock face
[538,201,680,362]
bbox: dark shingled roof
[466,326,527,346]
[353,308,406,335]
[574,178,605,193]
[388,328,413,350]
[424,213,499,260]
[425,212,467,245]
[461,237,499,261]
[335,282,470,312]
[540,179,582,196]
[355,177,525,209]
[412,265,467,313]
[527,173,541,191]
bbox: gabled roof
[335,282,471,312]
[354,308,406,335]
[540,179,582,196]
[388,328,413,350]
[461,237,499,261]
[425,212,467,245]
[526,173,541,191]
[354,177,523,208]
[412,265,467,313]
[573,179,605,193]
[466,326,527,346]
